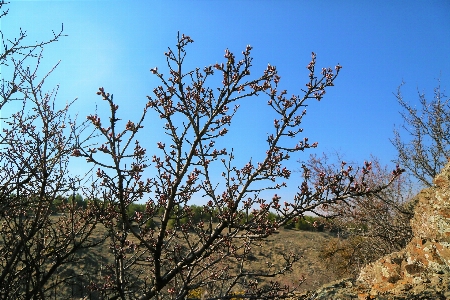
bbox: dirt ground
[249,228,341,293]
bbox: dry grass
[1,214,342,298]
[45,222,341,298]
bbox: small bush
[319,235,372,277]
[284,216,322,231]
[145,218,155,229]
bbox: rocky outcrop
[297,162,450,299]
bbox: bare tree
[75,33,403,299]
[317,79,450,278]
[309,154,413,277]
[391,80,449,187]
[0,3,102,299]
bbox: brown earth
[247,229,342,292]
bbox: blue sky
[2,1,449,201]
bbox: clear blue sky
[2,1,449,201]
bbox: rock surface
[296,162,450,299]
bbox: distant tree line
[52,196,326,233]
